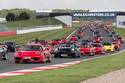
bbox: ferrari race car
[69,35,78,42]
[50,39,61,46]
[50,38,68,46]
[38,40,53,53]
[112,40,121,51]
[113,35,124,43]
[75,31,84,39]
[14,44,51,63]
[60,38,68,44]
[53,43,80,58]
[79,44,95,56]
[117,36,124,43]
[92,43,105,54]
[92,36,102,43]
[103,42,115,52]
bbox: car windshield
[93,44,102,47]
[53,39,60,41]
[21,45,40,51]
[81,44,91,48]
[5,42,15,45]
[118,37,122,39]
[81,40,90,44]
[103,43,111,45]
[94,31,99,34]
[60,44,72,47]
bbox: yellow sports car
[103,42,115,52]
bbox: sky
[0,0,125,11]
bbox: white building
[0,17,6,23]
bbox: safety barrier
[0,25,63,36]
[0,31,16,37]
[17,25,63,34]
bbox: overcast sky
[0,0,125,11]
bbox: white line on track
[15,69,42,72]
[66,29,77,39]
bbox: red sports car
[50,39,61,46]
[39,40,53,53]
[60,38,68,44]
[76,31,84,38]
[69,35,78,42]
[79,44,95,56]
[14,44,51,63]
[92,36,102,43]
[92,43,105,54]
[113,40,121,51]
[117,36,124,43]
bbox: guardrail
[0,31,16,36]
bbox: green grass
[0,28,76,44]
[113,27,125,38]
[72,22,80,28]
[0,51,125,83]
[6,18,63,29]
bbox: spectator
[35,37,39,43]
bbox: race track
[0,26,125,73]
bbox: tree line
[6,12,30,21]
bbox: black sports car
[4,41,17,52]
[93,31,101,37]
[53,43,80,58]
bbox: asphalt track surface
[0,27,125,73]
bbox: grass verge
[6,18,63,30]
[0,51,125,83]
[112,27,125,38]
[0,28,76,44]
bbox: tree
[18,12,30,20]
[6,13,15,21]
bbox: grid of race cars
[0,22,124,63]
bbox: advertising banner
[73,12,116,17]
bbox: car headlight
[54,48,58,52]
[71,48,75,51]
[91,47,94,50]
